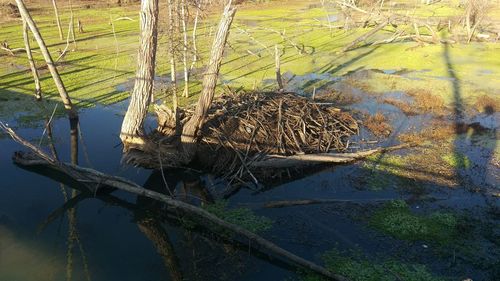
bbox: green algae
[370,200,459,244]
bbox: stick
[264,198,397,208]
[251,143,413,168]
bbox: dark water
[1,80,499,280]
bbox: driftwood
[251,143,413,168]
[0,123,349,281]
[264,198,397,208]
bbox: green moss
[203,200,273,233]
[301,247,446,281]
[370,200,459,244]
[441,152,471,169]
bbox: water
[1,75,499,280]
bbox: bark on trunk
[168,0,178,128]
[180,0,189,97]
[16,0,77,120]
[120,0,159,148]
[22,20,42,101]
[51,0,64,40]
[189,1,201,75]
[181,3,236,160]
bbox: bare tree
[189,0,202,75]
[22,20,42,101]
[180,0,190,97]
[16,0,77,120]
[52,0,64,40]
[168,0,179,126]
[181,2,236,158]
[120,0,159,148]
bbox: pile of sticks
[200,91,359,156]
[171,91,358,182]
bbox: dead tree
[68,0,77,49]
[15,0,77,120]
[52,0,64,40]
[120,0,159,148]
[181,2,236,160]
[180,0,190,97]
[168,0,179,127]
[22,20,42,101]
[189,0,202,75]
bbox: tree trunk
[51,0,64,40]
[68,0,77,49]
[16,0,77,120]
[189,1,201,75]
[120,0,159,148]
[180,3,236,161]
[22,20,42,101]
[180,0,189,97]
[168,0,178,126]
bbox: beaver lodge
[125,91,360,183]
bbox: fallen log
[263,198,396,208]
[250,143,413,168]
[0,122,349,281]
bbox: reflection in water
[45,117,92,281]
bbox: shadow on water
[444,42,498,193]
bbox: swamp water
[0,73,499,281]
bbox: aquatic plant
[370,200,459,244]
[203,200,273,233]
[441,152,471,169]
[300,247,446,281]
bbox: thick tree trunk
[16,0,77,120]
[181,3,236,160]
[22,20,42,101]
[120,0,159,148]
[51,0,64,40]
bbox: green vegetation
[370,200,459,244]
[300,247,446,281]
[441,152,471,169]
[203,200,273,233]
[1,0,498,126]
